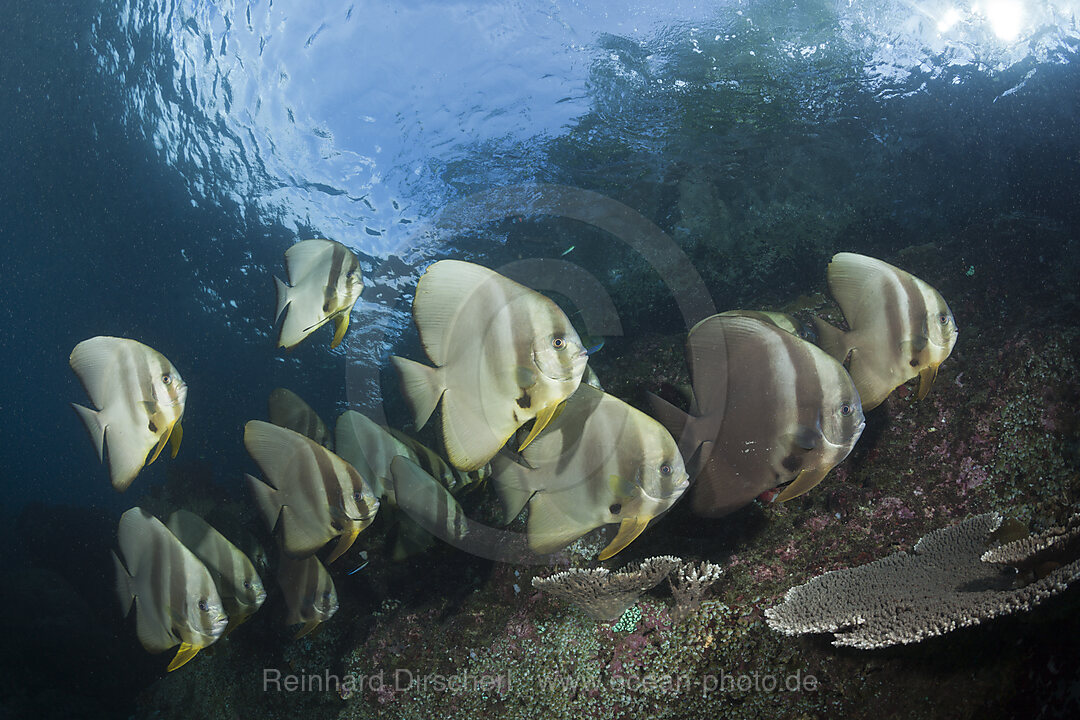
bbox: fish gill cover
[2,0,1080,719]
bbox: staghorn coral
[668,560,724,622]
[764,513,1080,649]
[532,556,681,622]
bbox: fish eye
[660,464,673,476]
[162,374,172,386]
[243,580,251,589]
[198,599,208,612]
[352,491,362,501]
[938,313,950,325]
[840,403,853,416]
[551,337,566,350]
[609,503,622,515]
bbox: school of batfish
[68,242,956,671]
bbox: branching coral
[668,560,724,622]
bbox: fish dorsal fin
[243,420,310,480]
[525,491,596,554]
[166,509,214,551]
[117,507,162,576]
[685,316,734,416]
[284,239,335,284]
[413,260,521,366]
[688,315,781,415]
[69,336,124,410]
[826,252,892,331]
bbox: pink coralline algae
[872,496,916,521]
[956,456,989,494]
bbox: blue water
[2,0,1080,715]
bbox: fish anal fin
[774,466,830,504]
[166,641,203,672]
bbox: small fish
[391,260,588,471]
[276,552,338,639]
[490,384,689,560]
[112,508,228,671]
[166,510,267,627]
[274,238,363,350]
[70,336,187,492]
[650,315,865,517]
[268,388,333,450]
[813,252,958,410]
[244,420,380,564]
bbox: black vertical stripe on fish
[147,529,171,637]
[312,444,345,516]
[882,271,907,371]
[323,242,346,313]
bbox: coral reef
[531,556,682,622]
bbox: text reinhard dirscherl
[262,668,819,698]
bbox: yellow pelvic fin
[916,364,939,401]
[166,641,203,672]
[295,619,321,639]
[518,402,562,452]
[774,466,830,504]
[169,420,184,459]
[331,312,350,349]
[325,525,360,565]
[146,429,169,466]
[597,516,651,561]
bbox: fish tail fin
[245,473,284,534]
[812,317,851,365]
[646,392,689,440]
[75,403,145,491]
[274,276,292,324]
[72,403,106,462]
[112,550,135,617]
[390,356,444,430]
